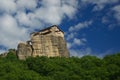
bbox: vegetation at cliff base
[0,51,120,80]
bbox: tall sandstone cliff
[17,25,69,60]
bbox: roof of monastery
[30,25,64,35]
[39,25,64,33]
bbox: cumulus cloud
[66,20,92,57]
[101,4,120,30]
[34,0,78,24]
[66,32,77,40]
[0,14,29,49]
[0,49,6,54]
[0,0,78,53]
[70,47,92,57]
[81,0,119,11]
[73,38,87,46]
[112,5,120,22]
[69,20,92,32]
[67,37,87,49]
[0,0,17,14]
[16,0,37,11]
[66,20,92,41]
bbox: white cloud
[66,20,92,42]
[34,0,78,24]
[73,38,85,46]
[15,11,43,29]
[16,0,37,11]
[73,38,81,45]
[66,32,77,40]
[81,0,119,11]
[0,0,16,14]
[112,5,120,22]
[70,47,92,57]
[0,50,6,54]
[0,14,29,49]
[70,49,84,57]
[67,42,72,49]
[102,16,109,24]
[35,7,63,24]
[69,20,92,32]
[95,49,115,58]
[67,37,87,49]
[0,0,78,53]
[102,4,120,29]
[66,20,92,57]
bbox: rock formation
[17,25,69,60]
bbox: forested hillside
[0,51,120,80]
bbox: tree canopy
[0,51,120,80]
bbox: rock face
[17,43,32,60]
[17,25,69,60]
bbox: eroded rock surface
[17,25,69,60]
[17,42,32,60]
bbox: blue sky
[0,0,120,57]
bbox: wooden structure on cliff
[17,25,69,60]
